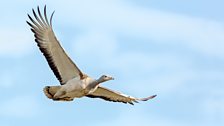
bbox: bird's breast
[63,78,85,92]
[61,77,95,98]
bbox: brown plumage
[27,6,84,85]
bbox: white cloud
[0,96,41,118]
[72,30,118,58]
[51,0,224,58]
[57,0,224,97]
[0,28,34,58]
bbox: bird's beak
[111,77,114,80]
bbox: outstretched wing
[27,6,84,84]
[86,86,156,105]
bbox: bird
[26,6,156,105]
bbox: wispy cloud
[0,28,34,58]
[51,0,224,58]
[72,30,118,59]
[0,96,41,118]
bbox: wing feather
[27,6,84,84]
[86,86,156,105]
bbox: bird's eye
[104,75,107,78]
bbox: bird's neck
[87,77,107,92]
[88,79,102,89]
[96,78,105,84]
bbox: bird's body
[27,6,156,105]
[50,76,98,100]
[56,77,93,98]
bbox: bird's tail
[43,86,61,99]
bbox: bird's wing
[27,6,84,85]
[86,86,156,105]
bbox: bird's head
[98,75,114,83]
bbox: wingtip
[50,10,55,26]
[139,95,157,101]
[129,102,134,105]
[32,8,35,13]
[151,94,157,98]
[37,6,40,13]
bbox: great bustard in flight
[26,6,156,105]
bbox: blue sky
[0,0,224,126]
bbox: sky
[0,0,224,126]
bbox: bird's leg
[53,90,66,100]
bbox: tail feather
[43,86,61,99]
[43,86,74,101]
